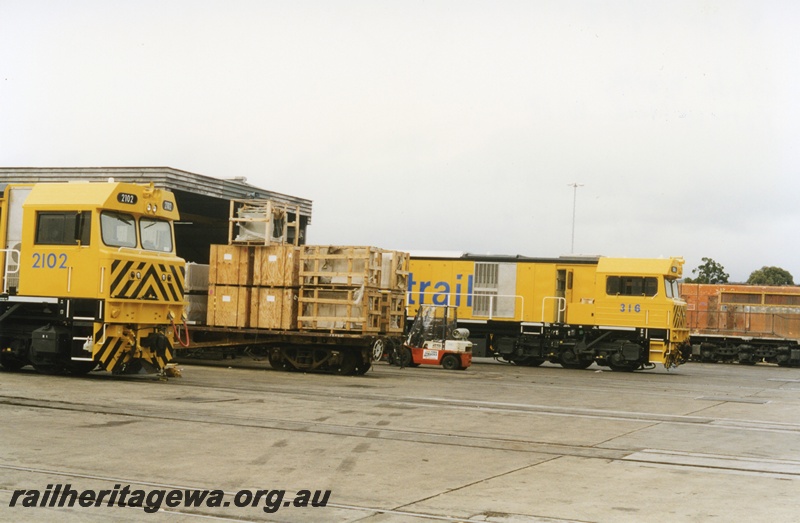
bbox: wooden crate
[250,287,298,330]
[253,245,300,287]
[380,250,410,291]
[207,285,251,328]
[300,246,382,288]
[298,287,383,333]
[380,291,406,334]
[229,200,301,246]
[208,245,253,286]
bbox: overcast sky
[2,1,798,282]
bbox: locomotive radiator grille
[673,304,687,329]
[110,260,185,302]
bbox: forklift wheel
[398,347,413,368]
[441,354,461,370]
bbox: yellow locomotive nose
[0,181,185,375]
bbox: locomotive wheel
[441,354,461,370]
[32,363,64,375]
[608,353,636,372]
[559,351,593,370]
[0,355,26,372]
[66,361,98,375]
[510,357,544,367]
[737,345,758,365]
[609,363,636,372]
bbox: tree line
[684,257,795,285]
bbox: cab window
[606,276,658,297]
[100,211,137,248]
[35,211,91,245]
[139,217,173,252]
[664,278,679,298]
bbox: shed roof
[0,166,312,221]
[0,166,312,264]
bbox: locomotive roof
[409,251,602,265]
[23,181,181,220]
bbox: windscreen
[140,217,173,252]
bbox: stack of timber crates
[206,199,302,329]
[205,198,409,334]
[206,244,408,333]
[206,244,300,330]
[297,246,408,334]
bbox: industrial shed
[0,166,312,264]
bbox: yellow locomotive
[0,181,185,374]
[408,254,690,370]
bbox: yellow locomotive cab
[0,181,185,374]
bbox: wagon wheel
[335,352,357,375]
[268,351,285,370]
[441,354,461,370]
[371,338,385,361]
[353,361,372,375]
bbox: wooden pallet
[380,291,405,334]
[297,287,383,334]
[380,251,410,292]
[300,246,383,288]
[229,199,301,246]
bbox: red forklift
[392,305,472,370]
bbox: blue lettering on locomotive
[408,273,473,308]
